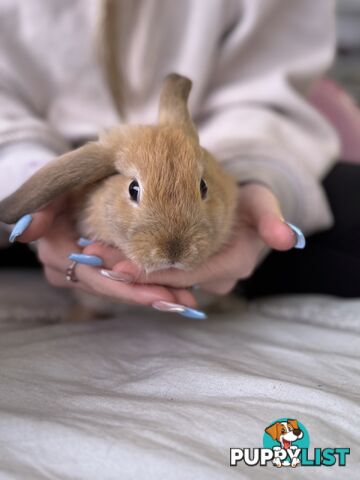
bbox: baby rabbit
[0,74,238,274]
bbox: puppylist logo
[230,418,350,468]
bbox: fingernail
[285,222,306,249]
[9,214,33,243]
[100,269,134,283]
[77,237,95,247]
[68,253,103,266]
[152,301,207,320]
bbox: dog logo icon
[264,419,304,468]
[230,417,350,468]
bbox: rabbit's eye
[129,180,140,202]
[200,178,208,199]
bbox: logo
[230,417,350,468]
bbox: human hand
[8,197,200,318]
[85,184,305,295]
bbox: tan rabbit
[0,74,238,274]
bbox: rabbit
[0,73,238,275]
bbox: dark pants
[239,162,360,299]
[1,163,359,298]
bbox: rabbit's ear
[0,142,116,224]
[158,73,198,141]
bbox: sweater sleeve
[198,0,340,234]
[0,8,69,203]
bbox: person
[0,0,348,317]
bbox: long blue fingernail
[179,307,207,320]
[68,253,103,266]
[9,214,33,243]
[285,222,306,249]
[77,237,94,247]
[152,301,207,320]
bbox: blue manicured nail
[68,253,103,266]
[179,307,207,320]
[285,222,306,249]
[152,301,207,320]
[9,214,33,243]
[77,237,94,247]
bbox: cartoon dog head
[265,419,303,449]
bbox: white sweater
[0,0,339,233]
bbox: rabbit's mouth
[131,250,197,274]
[146,261,187,273]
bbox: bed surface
[0,271,359,479]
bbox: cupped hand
[11,196,198,309]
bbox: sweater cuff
[0,142,56,202]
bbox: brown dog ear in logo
[265,422,281,440]
[287,419,303,436]
[287,419,299,430]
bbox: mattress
[0,270,359,479]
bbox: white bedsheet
[0,271,359,479]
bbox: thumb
[258,213,298,251]
[9,198,65,243]
[243,184,304,251]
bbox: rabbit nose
[165,238,183,262]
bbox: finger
[83,242,127,269]
[169,287,198,308]
[200,278,238,295]
[46,262,199,312]
[109,259,216,289]
[13,209,56,243]
[241,184,295,251]
[258,213,296,251]
[77,264,197,307]
[43,266,74,289]
[45,256,198,309]
[37,217,82,272]
[12,197,67,243]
